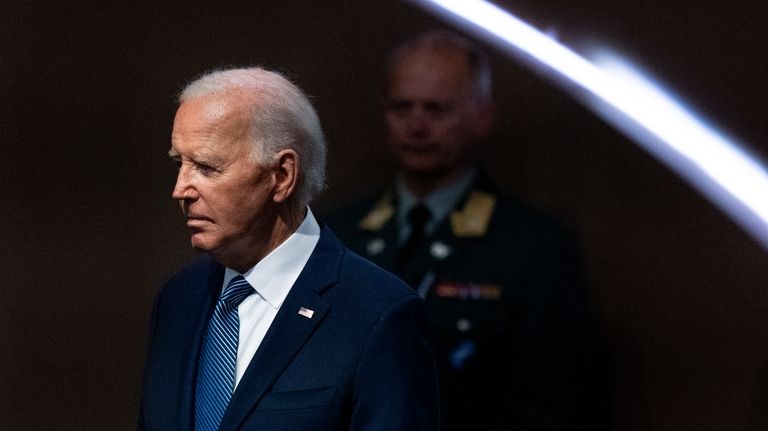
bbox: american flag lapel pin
[298,307,314,319]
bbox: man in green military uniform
[326,30,604,430]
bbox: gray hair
[179,67,326,208]
[385,30,493,103]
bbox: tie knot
[408,203,431,229]
[220,275,254,308]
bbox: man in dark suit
[327,31,604,430]
[139,67,439,431]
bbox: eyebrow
[167,148,226,167]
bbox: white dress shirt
[221,208,321,387]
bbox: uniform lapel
[354,191,400,270]
[216,228,340,431]
[400,214,455,288]
[367,216,400,270]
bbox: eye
[196,162,218,175]
[424,101,454,118]
[385,99,413,115]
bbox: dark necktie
[195,275,254,431]
[397,203,432,269]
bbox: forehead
[388,47,473,100]
[172,92,252,152]
[174,91,250,130]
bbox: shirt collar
[395,168,477,230]
[223,208,321,309]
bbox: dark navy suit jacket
[139,227,439,431]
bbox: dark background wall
[2,1,767,430]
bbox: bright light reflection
[410,0,768,250]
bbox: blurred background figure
[325,30,607,430]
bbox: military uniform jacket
[326,175,599,430]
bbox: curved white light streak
[410,0,768,250]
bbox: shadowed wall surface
[2,1,768,430]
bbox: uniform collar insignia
[358,192,394,231]
[450,190,496,237]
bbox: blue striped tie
[195,275,254,431]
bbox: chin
[400,158,436,172]
[190,243,210,254]
[190,234,216,253]
[403,163,445,178]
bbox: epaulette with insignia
[358,193,395,231]
[450,190,496,237]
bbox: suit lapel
[217,228,341,431]
[172,259,224,430]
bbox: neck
[401,166,473,198]
[217,205,307,273]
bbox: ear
[272,149,299,204]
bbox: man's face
[170,94,276,264]
[384,48,492,181]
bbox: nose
[405,106,430,138]
[171,165,198,202]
